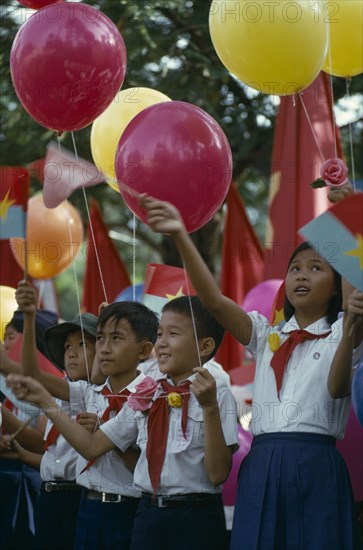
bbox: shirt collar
[156,373,196,387]
[93,372,145,394]
[282,315,331,335]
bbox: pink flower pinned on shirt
[311,158,349,189]
[127,376,159,412]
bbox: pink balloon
[10,3,127,133]
[18,0,63,9]
[242,279,283,319]
[337,406,363,502]
[222,425,252,506]
[115,101,233,233]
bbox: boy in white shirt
[8,296,239,550]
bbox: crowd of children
[1,189,362,549]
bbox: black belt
[86,490,140,504]
[141,492,220,508]
[41,481,82,493]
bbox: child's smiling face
[155,310,200,384]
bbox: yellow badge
[167,393,183,408]
[268,333,280,353]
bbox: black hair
[98,301,159,345]
[162,295,225,360]
[284,242,342,325]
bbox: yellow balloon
[0,286,17,341]
[91,87,172,191]
[323,1,363,77]
[209,0,328,95]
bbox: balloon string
[116,181,140,300]
[298,93,325,162]
[326,19,338,159]
[328,74,338,160]
[70,132,109,306]
[64,135,89,384]
[182,259,202,370]
[345,78,356,191]
[132,216,136,301]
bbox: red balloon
[18,0,63,9]
[10,2,127,133]
[115,101,233,233]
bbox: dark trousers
[0,460,41,550]
[34,486,82,550]
[130,494,227,550]
[74,492,139,550]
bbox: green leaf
[310,178,327,189]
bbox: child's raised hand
[0,437,26,461]
[190,367,218,410]
[98,302,108,315]
[77,412,100,432]
[328,182,354,204]
[345,289,363,333]
[139,194,185,235]
[15,281,37,314]
[6,374,51,408]
[0,342,11,374]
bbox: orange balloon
[11,195,84,280]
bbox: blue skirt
[230,433,361,550]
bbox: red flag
[0,166,29,239]
[0,239,24,287]
[269,281,286,327]
[215,184,264,372]
[26,158,45,183]
[264,72,343,279]
[82,201,131,315]
[143,263,196,315]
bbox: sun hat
[43,313,98,371]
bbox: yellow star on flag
[0,189,16,221]
[344,234,363,270]
[165,287,185,301]
[272,308,285,326]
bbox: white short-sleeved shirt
[101,374,239,495]
[40,399,79,481]
[245,312,362,439]
[68,375,145,496]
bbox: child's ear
[138,341,154,361]
[199,337,215,358]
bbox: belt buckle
[44,482,55,493]
[157,496,167,508]
[101,492,122,503]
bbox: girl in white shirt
[140,196,363,550]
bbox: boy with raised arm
[15,282,159,549]
[8,296,239,550]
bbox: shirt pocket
[187,405,204,446]
[135,412,148,447]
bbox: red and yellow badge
[167,393,183,407]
